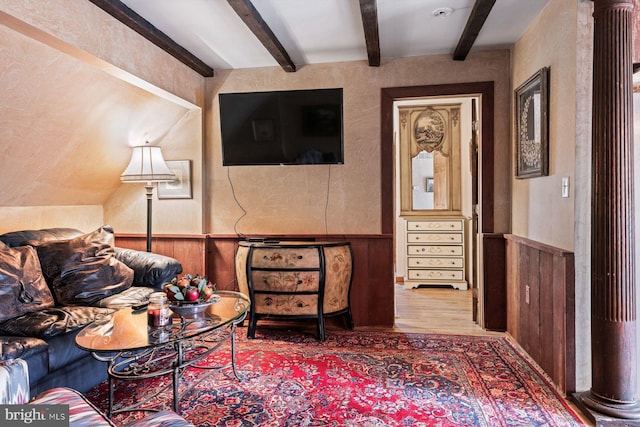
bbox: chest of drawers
[235,241,354,340]
[404,218,467,290]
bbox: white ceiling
[119,0,550,71]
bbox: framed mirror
[399,104,462,216]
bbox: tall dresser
[404,217,467,290]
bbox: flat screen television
[219,88,344,166]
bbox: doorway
[380,82,496,330]
[393,96,478,327]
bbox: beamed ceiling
[87,0,551,77]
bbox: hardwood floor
[390,284,502,336]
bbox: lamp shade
[121,145,175,182]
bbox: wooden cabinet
[404,218,467,290]
[235,241,354,340]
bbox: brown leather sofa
[0,225,182,395]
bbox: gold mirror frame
[399,104,462,216]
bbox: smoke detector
[432,7,453,17]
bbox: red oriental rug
[85,328,586,426]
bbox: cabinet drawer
[407,232,462,244]
[250,271,319,292]
[408,245,463,256]
[408,220,463,232]
[408,257,463,269]
[250,247,319,269]
[253,293,318,316]
[408,269,463,280]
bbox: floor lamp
[120,142,175,252]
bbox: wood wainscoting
[115,234,207,278]
[505,234,576,394]
[481,233,506,331]
[115,233,395,328]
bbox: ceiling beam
[453,0,496,61]
[359,0,381,67]
[87,0,214,77]
[226,0,296,72]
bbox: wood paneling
[481,233,506,331]
[117,233,395,327]
[115,234,207,279]
[206,238,240,290]
[505,234,575,394]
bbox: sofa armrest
[31,387,115,426]
[31,388,194,426]
[114,248,182,290]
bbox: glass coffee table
[75,290,250,416]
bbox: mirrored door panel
[399,104,462,216]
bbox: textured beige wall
[0,206,104,234]
[105,109,204,234]
[511,0,577,251]
[206,51,511,235]
[512,0,594,392]
[0,1,204,235]
[0,0,202,106]
[573,0,594,393]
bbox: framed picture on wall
[514,67,549,179]
[158,160,192,199]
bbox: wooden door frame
[381,81,495,235]
[381,82,496,326]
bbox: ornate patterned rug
[85,328,585,426]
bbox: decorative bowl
[169,295,221,318]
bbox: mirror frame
[398,103,462,217]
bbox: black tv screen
[219,88,344,165]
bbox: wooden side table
[235,241,354,340]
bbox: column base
[573,391,640,425]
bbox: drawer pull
[416,272,441,277]
[297,280,303,284]
[297,255,303,259]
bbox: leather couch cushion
[30,225,134,305]
[44,329,95,372]
[0,228,84,248]
[0,336,48,362]
[0,306,113,338]
[0,246,55,322]
[114,248,183,289]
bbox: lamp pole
[145,183,154,252]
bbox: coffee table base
[91,316,244,416]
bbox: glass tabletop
[75,291,250,353]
